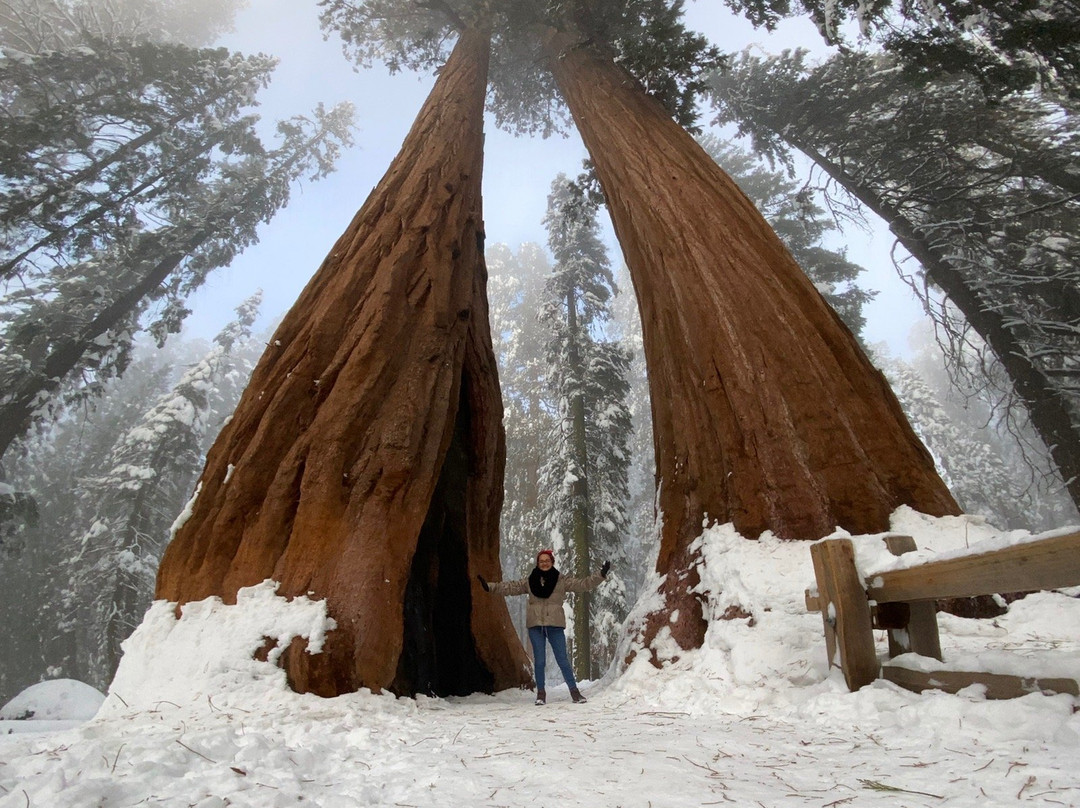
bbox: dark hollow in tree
[155,28,531,697]
[541,29,960,658]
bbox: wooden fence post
[810,538,878,691]
[882,535,942,662]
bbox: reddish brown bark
[155,28,531,697]
[543,31,960,656]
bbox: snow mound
[102,579,336,717]
[0,679,105,721]
[610,510,1080,718]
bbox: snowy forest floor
[2,510,1079,808]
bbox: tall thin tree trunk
[566,288,591,680]
[155,28,531,697]
[542,31,959,657]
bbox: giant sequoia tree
[322,0,957,661]
[537,25,958,654]
[156,27,532,697]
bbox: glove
[600,561,611,578]
[477,574,490,592]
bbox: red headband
[537,549,555,563]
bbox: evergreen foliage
[876,337,1079,530]
[0,0,249,52]
[537,175,631,678]
[0,34,354,459]
[58,293,260,688]
[488,243,553,574]
[708,48,1080,509]
[318,0,723,134]
[719,0,1080,101]
[0,318,263,701]
[698,135,873,339]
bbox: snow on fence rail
[805,531,1080,698]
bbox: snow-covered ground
[2,509,1078,808]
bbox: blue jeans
[528,625,577,691]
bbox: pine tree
[537,175,631,679]
[487,242,555,573]
[698,135,874,338]
[0,323,260,703]
[58,294,261,688]
[0,0,249,52]
[708,48,1080,509]
[0,31,354,458]
[876,350,1029,529]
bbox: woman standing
[478,549,610,705]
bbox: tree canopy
[318,0,722,134]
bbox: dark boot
[535,689,546,706]
[569,687,587,704]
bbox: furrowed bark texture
[544,32,960,656]
[155,29,531,697]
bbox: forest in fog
[1,0,1078,705]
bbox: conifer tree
[0,323,263,703]
[0,31,354,458]
[698,136,873,338]
[487,242,555,576]
[58,294,261,688]
[720,0,1079,101]
[537,175,631,679]
[0,0,248,52]
[155,28,533,697]
[708,48,1080,509]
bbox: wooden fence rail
[807,530,1080,698]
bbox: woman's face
[537,553,554,570]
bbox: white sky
[184,0,930,355]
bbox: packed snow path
[2,680,1078,808]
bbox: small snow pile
[0,680,104,721]
[612,522,827,712]
[102,580,335,717]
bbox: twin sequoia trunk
[155,29,531,697]
[543,32,960,655]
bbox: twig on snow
[682,755,721,776]
[174,739,216,763]
[1017,776,1036,800]
[641,711,690,717]
[859,779,943,799]
[110,743,125,774]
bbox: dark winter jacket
[489,570,602,628]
